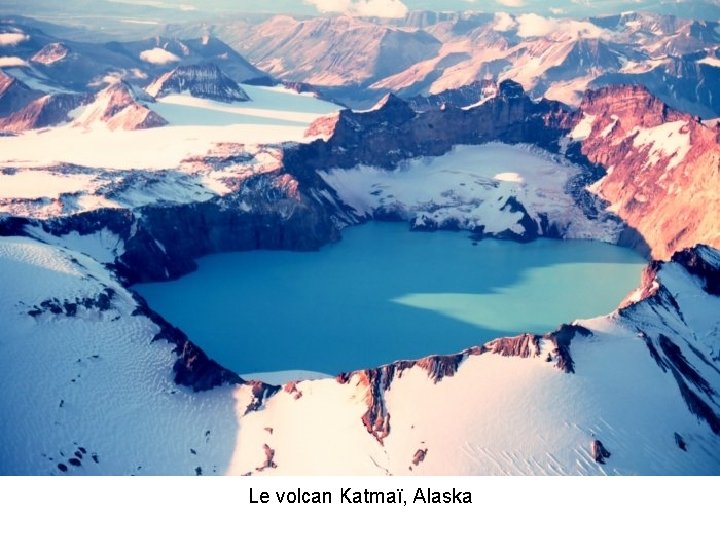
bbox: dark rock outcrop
[129,291,242,392]
[641,332,720,435]
[671,245,720,296]
[411,448,428,467]
[284,381,302,400]
[546,325,593,374]
[279,81,345,107]
[621,247,720,435]
[255,444,277,472]
[340,323,596,444]
[591,438,611,464]
[172,339,242,393]
[245,381,281,414]
[338,348,478,443]
[27,288,116,318]
[674,432,687,451]
[479,334,541,358]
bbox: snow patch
[139,48,180,65]
[600,115,619,138]
[28,226,125,264]
[494,172,523,182]
[544,75,596,107]
[121,19,160,26]
[5,67,72,94]
[570,113,596,141]
[151,94,329,125]
[320,143,617,240]
[698,56,720,68]
[620,58,668,74]
[0,32,28,46]
[0,170,94,199]
[0,57,28,68]
[631,120,691,171]
[0,235,243,475]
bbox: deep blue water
[135,222,646,376]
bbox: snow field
[321,142,620,240]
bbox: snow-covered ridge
[0,158,256,219]
[0,235,242,475]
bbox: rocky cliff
[11,148,352,284]
[572,84,720,259]
[302,80,570,170]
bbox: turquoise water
[135,222,646,376]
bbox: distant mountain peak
[498,79,526,100]
[0,69,44,117]
[72,81,167,131]
[30,42,69,65]
[145,62,250,103]
[368,93,415,120]
[406,79,499,112]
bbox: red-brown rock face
[0,93,88,132]
[575,85,720,259]
[77,82,168,130]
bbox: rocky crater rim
[2,81,713,392]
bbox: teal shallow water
[134,222,646,375]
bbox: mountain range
[197,10,720,116]
[0,8,719,476]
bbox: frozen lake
[135,222,646,380]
